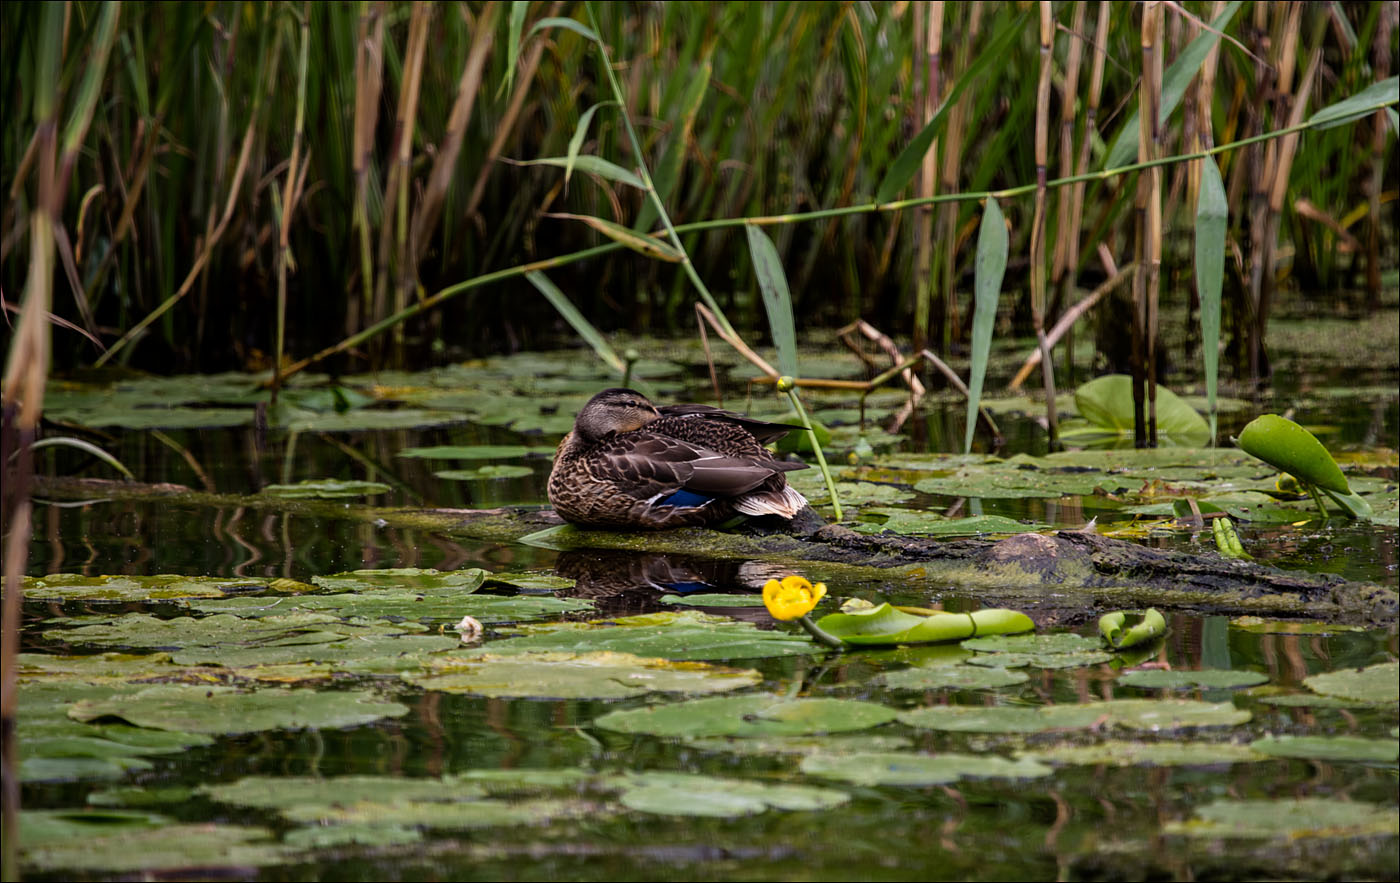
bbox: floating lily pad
[403,652,760,699]
[284,824,423,848]
[1303,662,1400,704]
[436,465,535,480]
[1255,693,1372,709]
[311,567,488,592]
[1021,740,1267,767]
[480,610,820,661]
[202,775,486,809]
[815,604,1035,646]
[594,694,898,738]
[51,407,255,430]
[879,665,1030,690]
[397,445,545,460]
[278,409,466,432]
[799,751,1053,786]
[260,480,390,499]
[914,467,1126,499]
[1165,797,1399,839]
[611,772,848,816]
[85,786,196,807]
[685,735,914,756]
[1073,375,1209,446]
[963,633,1103,653]
[483,572,576,591]
[1118,669,1269,689]
[658,593,767,607]
[21,815,289,873]
[1248,735,1399,763]
[964,650,1113,669]
[69,684,409,734]
[898,699,1250,733]
[19,573,273,602]
[19,651,188,683]
[190,590,588,625]
[283,798,587,829]
[1229,617,1368,635]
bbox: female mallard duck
[548,388,809,529]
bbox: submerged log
[34,477,1399,626]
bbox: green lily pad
[1248,735,1399,763]
[69,684,409,734]
[965,650,1113,669]
[19,573,272,602]
[1229,617,1368,635]
[594,694,898,738]
[282,797,588,829]
[398,444,546,460]
[963,633,1103,653]
[880,665,1030,690]
[51,407,255,430]
[1303,662,1400,704]
[1165,797,1399,839]
[612,772,848,816]
[202,775,486,809]
[402,651,761,699]
[658,593,767,607]
[278,409,467,432]
[311,567,488,591]
[436,465,535,480]
[86,786,196,807]
[1073,375,1209,446]
[259,480,390,498]
[483,572,576,591]
[685,735,914,756]
[21,816,289,873]
[1255,693,1373,709]
[815,604,1035,646]
[1118,669,1269,689]
[284,824,424,848]
[480,610,820,661]
[914,467,1127,499]
[189,590,589,625]
[898,699,1250,733]
[799,751,1053,786]
[1021,740,1267,767]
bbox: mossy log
[33,478,1398,626]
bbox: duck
[547,388,810,529]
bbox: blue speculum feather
[658,489,713,508]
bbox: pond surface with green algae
[15,323,1400,881]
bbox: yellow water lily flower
[762,575,827,621]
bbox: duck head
[574,388,662,440]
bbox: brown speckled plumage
[548,388,809,529]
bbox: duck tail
[733,485,808,519]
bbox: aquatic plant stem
[797,614,845,650]
[778,375,841,522]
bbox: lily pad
[402,651,761,699]
[815,604,1035,646]
[898,699,1250,733]
[1303,662,1400,704]
[594,694,898,738]
[259,480,390,499]
[1229,617,1368,635]
[914,467,1127,499]
[19,573,272,602]
[612,772,848,816]
[685,735,914,756]
[278,409,467,432]
[1248,735,1399,763]
[1165,797,1399,839]
[852,510,1048,536]
[799,751,1053,786]
[963,633,1103,653]
[436,465,535,480]
[190,590,589,625]
[879,665,1030,690]
[1118,669,1269,689]
[311,567,488,592]
[398,444,546,460]
[1073,375,1209,446]
[21,815,290,873]
[479,610,820,661]
[69,684,409,734]
[1022,740,1267,767]
[964,650,1113,669]
[282,797,588,829]
[658,593,767,607]
[202,775,486,809]
[284,825,423,848]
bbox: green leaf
[516,155,644,189]
[403,651,760,699]
[1165,798,1399,839]
[1073,375,1209,445]
[477,610,819,661]
[800,751,1052,786]
[594,694,897,738]
[898,699,1249,733]
[525,16,600,45]
[880,665,1029,690]
[1302,661,1399,704]
[546,213,683,261]
[1118,668,1267,689]
[501,1,529,96]
[564,101,616,186]
[68,684,409,735]
[1102,1,1245,171]
[612,772,848,817]
[1099,608,1167,649]
[259,479,390,499]
[1236,414,1351,494]
[398,444,545,459]
[1307,75,1400,130]
[875,12,1027,203]
[526,271,627,373]
[1023,740,1267,768]
[28,437,133,478]
[1195,155,1227,444]
[1249,735,1398,763]
[966,198,1006,453]
[746,225,799,378]
[635,58,711,233]
[814,603,1034,646]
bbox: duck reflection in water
[553,549,791,620]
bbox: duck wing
[603,434,789,500]
[655,403,802,445]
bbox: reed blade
[966,198,1006,454]
[746,224,799,379]
[525,270,626,374]
[1195,156,1227,446]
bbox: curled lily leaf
[1100,608,1167,650]
[1212,517,1252,560]
[1237,414,1350,494]
[762,575,827,622]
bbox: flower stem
[797,615,845,649]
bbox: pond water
[14,319,1400,880]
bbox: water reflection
[553,549,788,618]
